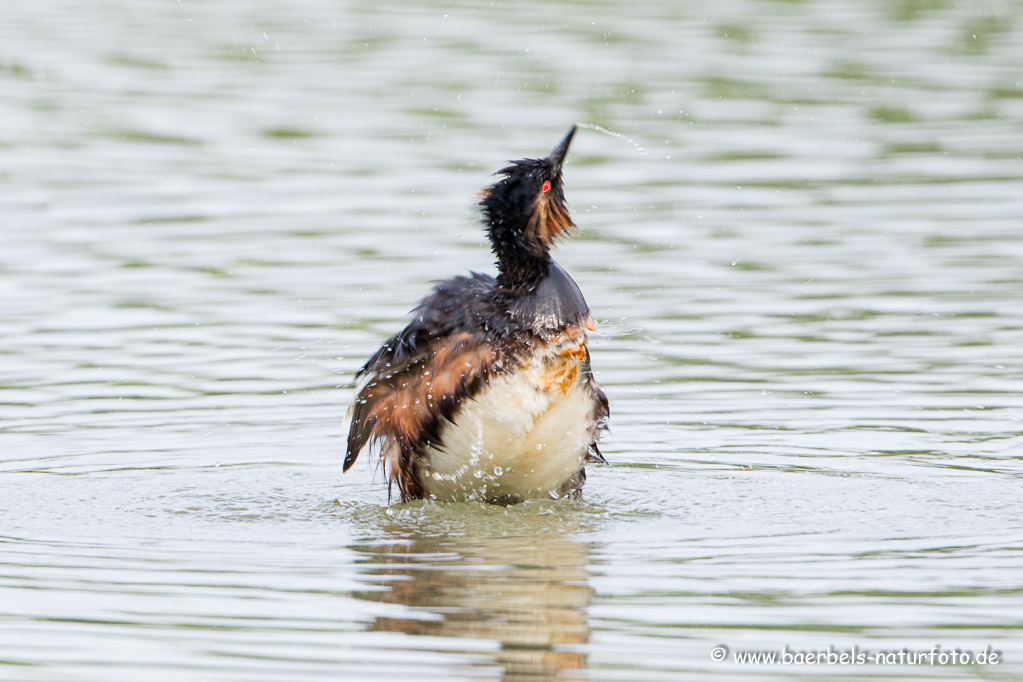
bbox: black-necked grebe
[343,126,608,503]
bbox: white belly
[419,369,595,503]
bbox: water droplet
[493,466,503,476]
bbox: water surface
[2,0,1023,679]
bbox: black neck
[484,206,551,294]
[495,247,550,294]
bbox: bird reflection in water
[352,503,595,680]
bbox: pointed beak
[547,125,577,175]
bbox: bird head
[479,126,577,277]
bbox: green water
[2,0,1022,679]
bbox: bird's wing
[344,273,505,501]
[344,330,501,501]
[582,346,609,465]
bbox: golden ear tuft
[524,193,575,248]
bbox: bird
[343,125,608,504]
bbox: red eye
[541,180,551,193]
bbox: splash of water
[576,122,669,159]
